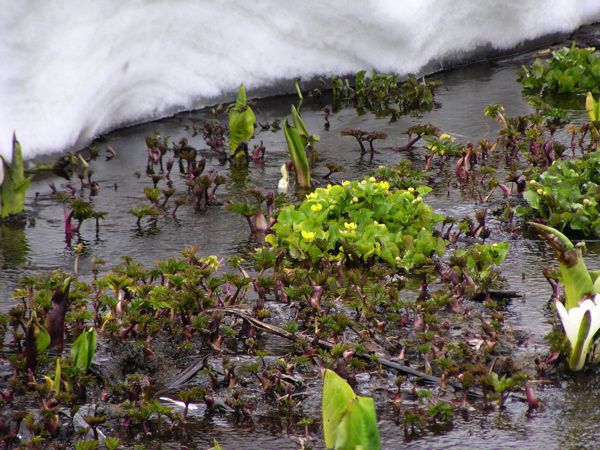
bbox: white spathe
[556,295,600,370]
[2,1,600,158]
[278,164,289,193]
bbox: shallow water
[3,56,600,448]
[3,1,600,158]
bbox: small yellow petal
[301,230,315,241]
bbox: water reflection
[0,223,30,269]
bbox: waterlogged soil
[4,30,600,449]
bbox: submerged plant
[321,369,381,450]
[531,222,600,370]
[0,133,31,219]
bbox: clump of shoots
[283,105,319,189]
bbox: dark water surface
[3,58,600,449]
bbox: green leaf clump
[266,177,445,269]
[228,84,256,155]
[71,328,97,372]
[518,150,600,237]
[1,133,31,219]
[518,43,600,94]
[451,242,509,292]
[283,105,319,188]
[331,71,440,119]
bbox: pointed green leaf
[291,105,310,142]
[586,91,598,122]
[294,79,303,112]
[235,83,247,108]
[1,134,30,218]
[283,119,311,188]
[228,84,256,154]
[294,79,303,102]
[334,396,382,450]
[291,105,319,144]
[322,369,356,448]
[570,309,592,370]
[71,328,97,371]
[53,358,62,395]
[87,327,97,368]
[35,322,51,353]
[593,271,600,294]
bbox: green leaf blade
[322,369,356,448]
[334,396,382,450]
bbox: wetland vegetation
[2,33,600,450]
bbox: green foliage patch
[518,43,600,94]
[266,177,445,269]
[518,150,600,236]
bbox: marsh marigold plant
[266,177,445,269]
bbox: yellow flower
[342,180,351,186]
[408,187,415,193]
[369,176,376,182]
[344,222,357,230]
[378,181,390,191]
[201,255,220,270]
[360,180,367,185]
[352,196,359,203]
[439,133,455,141]
[306,192,317,200]
[311,203,323,212]
[301,230,315,241]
